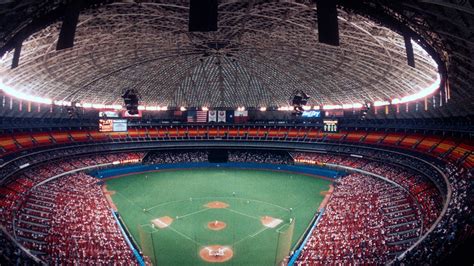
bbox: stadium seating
[297,173,421,264]
[0,152,145,264]
[1,127,470,169]
[0,126,471,265]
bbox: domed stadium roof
[0,0,472,114]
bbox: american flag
[187,110,196,122]
[196,111,208,123]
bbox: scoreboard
[323,119,338,133]
[99,119,128,132]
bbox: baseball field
[104,168,331,265]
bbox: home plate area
[199,245,234,262]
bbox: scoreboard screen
[302,110,321,118]
[99,119,128,132]
[323,119,338,133]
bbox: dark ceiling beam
[338,0,448,103]
[56,0,83,50]
[0,0,111,58]
[316,0,340,46]
[188,0,218,32]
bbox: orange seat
[346,131,367,142]
[88,131,109,140]
[70,131,90,141]
[382,133,404,146]
[417,137,442,152]
[0,136,17,152]
[228,128,239,137]
[51,132,71,143]
[399,134,422,148]
[31,133,52,145]
[14,134,34,148]
[364,132,386,144]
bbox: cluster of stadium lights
[0,74,440,111]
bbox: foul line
[167,226,204,246]
[234,227,270,246]
[178,208,210,219]
[114,191,145,211]
[226,208,260,220]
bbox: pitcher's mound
[208,220,227,231]
[151,216,173,228]
[261,216,283,228]
[205,201,229,209]
[200,245,233,263]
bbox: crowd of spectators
[228,150,293,164]
[297,173,421,264]
[292,150,472,264]
[397,164,472,264]
[0,145,143,181]
[292,152,442,230]
[21,173,136,264]
[0,145,471,264]
[0,152,144,264]
[144,150,208,164]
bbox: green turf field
[105,168,331,265]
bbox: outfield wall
[91,162,342,179]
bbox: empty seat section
[187,127,199,137]
[306,128,321,139]
[399,134,422,149]
[217,127,227,137]
[13,134,35,148]
[109,132,128,139]
[417,136,442,152]
[147,128,160,138]
[449,144,473,161]
[31,132,52,145]
[325,131,345,141]
[364,132,386,144]
[346,131,366,142]
[127,128,140,138]
[432,139,456,155]
[0,136,17,153]
[176,127,187,137]
[158,128,168,138]
[382,133,404,146]
[227,128,239,137]
[247,128,259,137]
[267,128,280,138]
[70,131,90,141]
[208,127,219,137]
[286,128,299,139]
[167,127,179,137]
[137,128,148,138]
[464,154,474,168]
[256,128,267,137]
[50,132,71,143]
[88,131,109,140]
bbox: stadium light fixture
[259,107,267,111]
[0,81,52,104]
[322,105,343,110]
[0,73,441,111]
[202,106,209,111]
[373,101,390,107]
[180,106,187,111]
